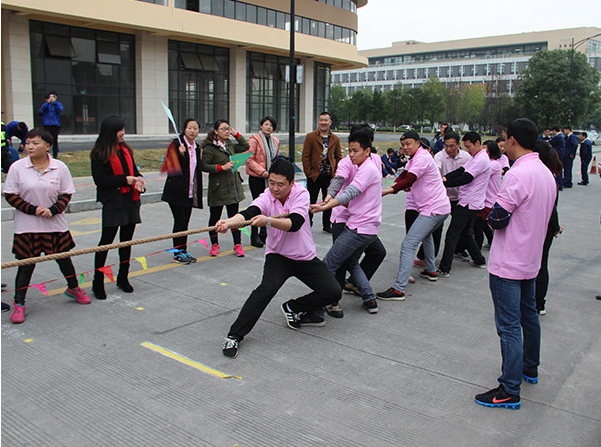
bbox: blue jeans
[489,274,540,395]
[393,213,448,291]
[324,226,377,302]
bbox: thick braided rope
[0,214,288,269]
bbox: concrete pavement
[1,172,600,446]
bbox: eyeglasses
[218,126,230,132]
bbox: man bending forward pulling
[219,159,341,358]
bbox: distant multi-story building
[333,27,601,96]
[1,0,368,135]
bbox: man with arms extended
[475,118,556,409]
[219,159,341,359]
[302,111,341,233]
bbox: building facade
[1,0,368,135]
[332,27,601,96]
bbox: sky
[356,0,601,50]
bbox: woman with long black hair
[90,116,145,300]
[161,118,203,264]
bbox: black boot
[92,272,107,300]
[259,227,267,244]
[117,265,134,293]
[250,227,264,248]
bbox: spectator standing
[246,116,280,247]
[38,91,63,158]
[433,123,449,154]
[302,111,341,233]
[201,119,249,257]
[549,126,565,190]
[475,118,556,409]
[561,126,578,188]
[538,127,551,142]
[161,118,203,264]
[91,116,146,300]
[577,132,592,186]
[4,128,91,324]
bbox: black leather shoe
[92,278,107,300]
[322,226,333,234]
[117,275,134,293]
[250,237,264,248]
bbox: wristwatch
[266,217,272,228]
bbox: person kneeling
[220,160,341,359]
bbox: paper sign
[231,153,252,172]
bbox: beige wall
[1,10,34,126]
[299,58,315,133]
[229,46,247,132]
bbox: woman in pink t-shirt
[474,140,503,250]
[3,128,91,324]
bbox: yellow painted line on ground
[141,342,242,380]
[44,246,256,296]
[69,217,103,225]
[70,229,102,236]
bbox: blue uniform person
[38,91,63,158]
[549,126,565,190]
[577,132,593,186]
[561,126,578,188]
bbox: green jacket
[201,135,249,206]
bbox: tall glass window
[314,62,331,125]
[30,21,136,134]
[168,40,229,132]
[247,52,299,132]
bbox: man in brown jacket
[302,111,342,232]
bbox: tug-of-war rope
[0,214,288,270]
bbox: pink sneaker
[65,287,92,304]
[413,259,425,267]
[209,244,220,257]
[10,303,27,324]
[234,244,245,257]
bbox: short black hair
[48,91,57,96]
[483,140,502,160]
[348,131,371,150]
[25,127,53,146]
[551,125,561,132]
[543,126,551,131]
[387,147,395,154]
[260,116,277,132]
[581,131,588,138]
[495,136,506,143]
[17,122,27,131]
[269,159,295,182]
[562,125,572,131]
[350,123,374,142]
[419,137,431,149]
[462,131,481,145]
[443,131,460,144]
[319,111,332,119]
[507,118,538,150]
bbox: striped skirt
[12,231,76,260]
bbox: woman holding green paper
[201,119,249,257]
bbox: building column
[1,11,33,126]
[135,31,168,135]
[229,46,247,133]
[299,57,315,133]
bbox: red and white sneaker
[10,303,27,324]
[209,244,220,257]
[65,287,92,304]
[233,244,245,257]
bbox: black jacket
[161,136,204,208]
[91,145,142,205]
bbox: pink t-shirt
[499,154,510,170]
[251,183,317,261]
[330,156,356,224]
[345,154,382,235]
[434,149,471,202]
[488,152,557,280]
[404,190,417,211]
[484,158,503,208]
[3,155,76,234]
[458,149,491,210]
[406,147,451,216]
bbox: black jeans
[307,174,332,229]
[439,204,485,272]
[473,215,493,249]
[580,157,591,184]
[95,224,137,274]
[43,125,60,158]
[14,259,78,304]
[248,175,268,241]
[208,204,241,246]
[227,254,341,341]
[168,203,193,250]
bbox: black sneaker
[299,313,325,327]
[436,269,450,278]
[419,270,438,282]
[281,302,302,329]
[475,385,520,409]
[343,280,361,296]
[172,249,192,264]
[523,370,538,384]
[363,299,378,313]
[322,226,333,234]
[222,337,239,359]
[325,303,344,318]
[1,302,10,313]
[376,287,406,301]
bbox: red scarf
[109,144,140,202]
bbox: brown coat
[301,130,342,181]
